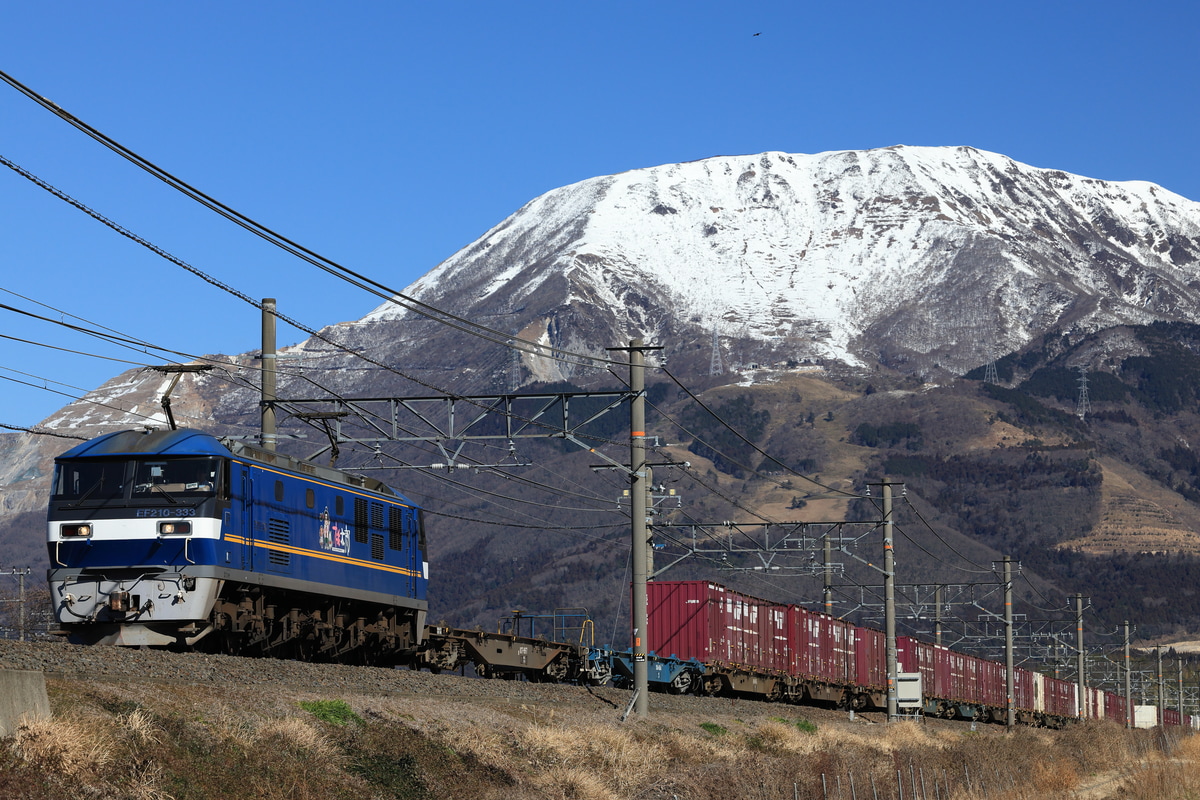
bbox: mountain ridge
[8,146,1200,640]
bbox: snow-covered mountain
[7,145,1200,517]
[356,145,1200,380]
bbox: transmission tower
[709,325,723,375]
[508,339,523,393]
[1076,366,1091,420]
[984,357,998,385]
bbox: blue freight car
[47,428,428,662]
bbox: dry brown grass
[9,714,113,778]
[15,677,1196,800]
[1029,757,1081,795]
[254,716,344,764]
[519,722,665,796]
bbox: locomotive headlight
[158,521,192,535]
[60,524,92,537]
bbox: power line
[659,366,866,498]
[0,68,621,373]
[0,422,87,440]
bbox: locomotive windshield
[52,456,222,507]
[52,460,128,505]
[132,459,219,499]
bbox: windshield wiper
[66,479,102,509]
[151,484,178,505]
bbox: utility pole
[1075,594,1086,719]
[823,534,833,616]
[631,339,648,719]
[611,338,661,720]
[1179,659,1184,720]
[1157,646,1164,728]
[18,568,25,642]
[1004,556,1015,729]
[934,585,943,647]
[261,298,278,452]
[883,478,897,722]
[1125,621,1133,729]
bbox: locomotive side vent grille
[267,517,291,569]
[388,507,404,551]
[371,533,385,561]
[267,518,290,543]
[371,503,384,529]
[354,498,368,544]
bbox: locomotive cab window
[52,460,128,504]
[132,458,220,499]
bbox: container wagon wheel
[541,657,569,683]
[668,670,693,695]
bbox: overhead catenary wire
[4,279,633,522]
[0,422,87,440]
[3,77,1093,641]
[658,366,867,499]
[2,153,653,470]
[4,97,796,532]
[0,68,620,372]
[899,493,993,573]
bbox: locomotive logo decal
[318,507,349,554]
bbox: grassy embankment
[2,678,1197,800]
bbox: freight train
[46,427,1189,728]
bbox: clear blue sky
[2,1,1198,428]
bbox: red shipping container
[812,607,854,684]
[854,626,886,689]
[646,581,792,674]
[761,602,789,673]
[1104,690,1129,725]
[1164,708,1182,727]
[644,581,721,662]
[976,656,1005,708]
[897,636,936,697]
[935,646,970,703]
[1042,675,1076,717]
[1013,667,1035,712]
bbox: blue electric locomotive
[47,428,428,662]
